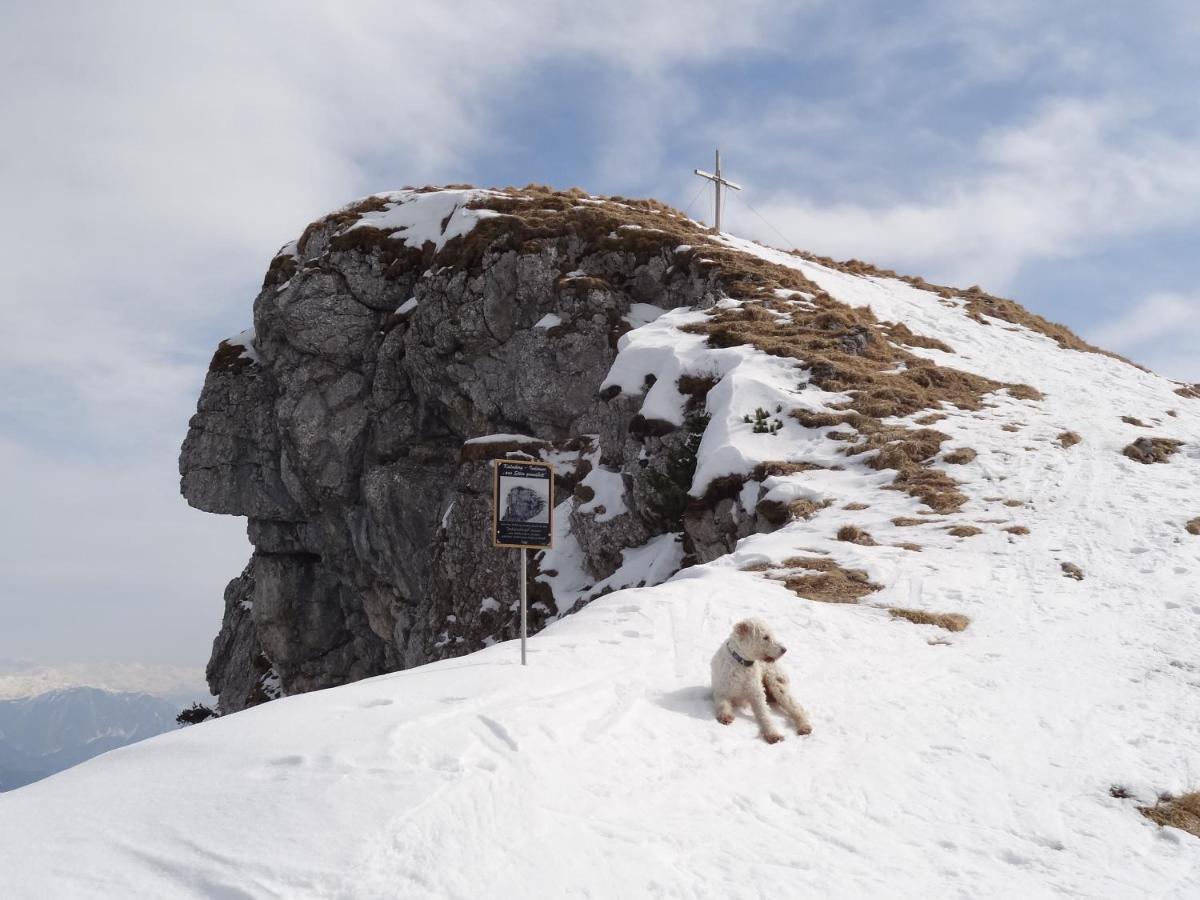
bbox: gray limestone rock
[179,189,785,713]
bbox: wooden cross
[693,148,741,233]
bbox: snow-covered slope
[3,235,1199,898]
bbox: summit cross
[693,148,742,233]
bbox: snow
[463,433,541,445]
[621,302,667,329]
[4,234,1200,898]
[344,188,505,252]
[534,313,562,329]
[575,459,628,523]
[225,327,260,364]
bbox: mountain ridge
[179,185,1185,717]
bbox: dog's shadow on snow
[655,686,714,722]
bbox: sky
[2,1,1199,693]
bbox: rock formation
[181,187,787,711]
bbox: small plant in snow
[176,703,218,727]
[744,407,783,435]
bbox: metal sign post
[493,459,554,665]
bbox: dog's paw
[762,731,785,745]
[717,713,734,725]
[796,723,812,736]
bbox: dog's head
[730,618,787,663]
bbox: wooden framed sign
[493,460,554,549]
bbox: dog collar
[726,642,754,667]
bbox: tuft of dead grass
[1001,423,1022,432]
[914,412,946,425]
[892,516,940,527]
[887,608,970,632]
[1123,437,1183,464]
[1006,384,1044,402]
[947,525,982,538]
[1003,499,1026,508]
[894,542,923,552]
[1140,792,1200,839]
[943,447,978,465]
[1004,526,1031,535]
[756,497,829,526]
[843,502,870,511]
[1121,415,1149,428]
[886,467,967,514]
[751,460,828,479]
[1061,562,1084,581]
[1058,431,1082,449]
[775,557,882,604]
[1185,518,1200,536]
[1175,384,1200,400]
[209,340,255,373]
[836,525,876,546]
[885,322,953,353]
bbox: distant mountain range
[0,687,179,791]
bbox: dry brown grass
[1176,384,1200,400]
[836,525,876,546]
[1006,384,1044,402]
[943,447,978,465]
[756,497,829,525]
[947,525,982,538]
[887,467,967,514]
[791,252,1144,369]
[1140,793,1200,839]
[1003,499,1026,508]
[751,460,829,479]
[892,516,940,527]
[854,428,948,468]
[794,411,968,513]
[843,502,870,510]
[1061,562,1085,581]
[1186,518,1200,536]
[1123,437,1183,464]
[1121,415,1149,428]
[885,322,953,353]
[894,542,923,552]
[208,340,255,373]
[1058,431,1082,448]
[775,557,882,603]
[887,608,970,631]
[1004,525,1031,535]
[914,412,946,425]
[1001,424,1022,433]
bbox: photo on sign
[499,477,550,525]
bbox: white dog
[711,618,812,744]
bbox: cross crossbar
[693,149,740,232]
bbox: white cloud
[1087,292,1200,382]
[736,99,1200,289]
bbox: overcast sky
[2,1,1199,690]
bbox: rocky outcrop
[181,187,796,712]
